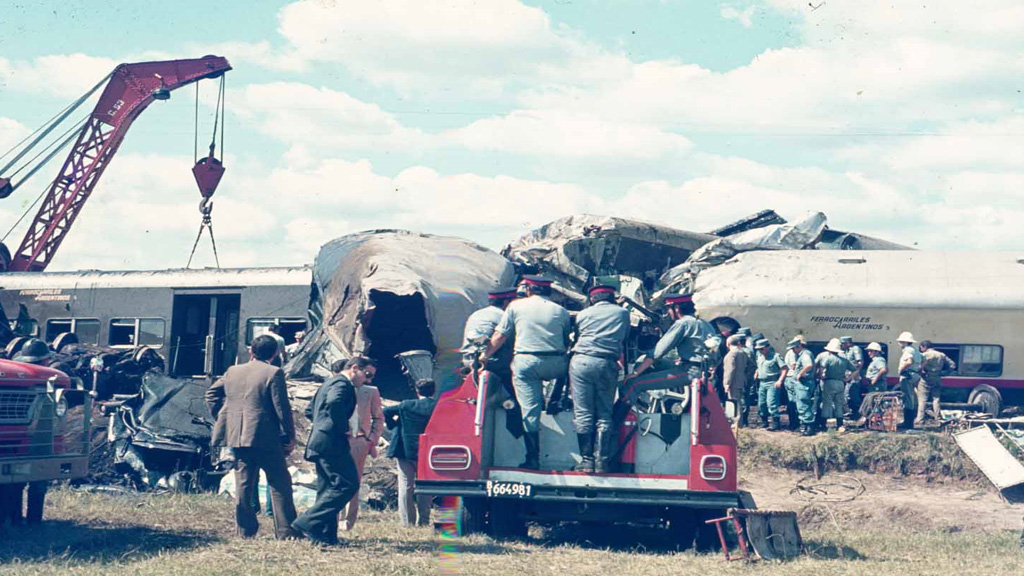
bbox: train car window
[245,317,307,345]
[109,318,166,349]
[960,344,1003,377]
[10,319,38,337]
[45,318,100,344]
[138,319,166,348]
[45,319,73,341]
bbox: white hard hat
[824,338,843,354]
[897,331,916,343]
[866,342,883,352]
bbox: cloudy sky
[0,0,1021,270]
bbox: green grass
[738,429,985,484]
[0,488,1019,576]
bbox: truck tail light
[700,455,727,481]
[429,445,471,471]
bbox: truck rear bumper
[0,456,88,484]
[416,478,741,509]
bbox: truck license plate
[486,480,533,498]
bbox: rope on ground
[790,474,866,503]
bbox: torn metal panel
[287,230,514,398]
[502,214,715,291]
[708,209,787,237]
[954,426,1024,502]
[658,212,828,297]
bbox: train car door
[169,292,240,377]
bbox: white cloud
[0,117,31,157]
[0,53,118,99]
[721,6,757,28]
[233,82,428,151]
[442,110,693,159]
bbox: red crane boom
[2,56,231,272]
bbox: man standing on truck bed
[206,335,299,540]
[917,340,956,427]
[485,275,571,470]
[630,293,715,383]
[570,284,630,473]
[896,332,923,428]
[461,287,519,386]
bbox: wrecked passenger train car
[287,230,514,399]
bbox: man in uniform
[569,285,630,473]
[461,287,519,384]
[486,275,571,470]
[863,342,888,393]
[785,338,817,435]
[840,337,864,418]
[816,338,854,432]
[917,340,956,427]
[896,331,923,428]
[631,294,716,383]
[722,335,751,426]
[754,338,788,431]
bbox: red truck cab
[0,359,91,521]
[416,364,747,546]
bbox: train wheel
[968,384,1002,417]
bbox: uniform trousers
[757,380,781,421]
[569,355,618,435]
[820,378,846,420]
[292,448,359,544]
[511,354,568,433]
[915,375,943,422]
[793,378,818,425]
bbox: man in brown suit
[722,334,751,426]
[206,334,298,539]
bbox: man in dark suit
[206,334,298,539]
[292,355,376,545]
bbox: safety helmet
[866,342,883,352]
[13,338,51,364]
[824,338,843,354]
[897,331,916,343]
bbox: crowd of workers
[200,276,958,546]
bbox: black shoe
[768,418,780,431]
[520,432,540,470]
[800,425,814,437]
[292,523,338,547]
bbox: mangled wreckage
[287,229,514,398]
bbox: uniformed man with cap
[485,275,571,470]
[630,293,716,382]
[839,336,864,418]
[896,331,923,428]
[754,338,788,430]
[461,287,519,385]
[815,338,854,432]
[863,342,888,394]
[917,340,956,426]
[784,337,817,435]
[569,285,630,473]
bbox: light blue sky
[0,1,1021,270]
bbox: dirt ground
[740,466,1022,533]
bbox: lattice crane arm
[2,55,232,272]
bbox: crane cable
[186,76,226,269]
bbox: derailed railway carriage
[0,267,311,378]
[695,251,1024,415]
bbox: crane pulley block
[192,154,225,199]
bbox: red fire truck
[0,359,91,523]
[416,350,749,547]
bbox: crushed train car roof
[502,214,715,289]
[287,229,513,398]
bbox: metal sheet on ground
[954,426,1024,493]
